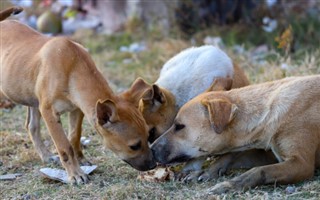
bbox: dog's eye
[129,141,141,151]
[175,124,185,131]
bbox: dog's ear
[122,77,151,105]
[96,99,119,126]
[205,77,233,92]
[141,84,166,109]
[201,98,238,134]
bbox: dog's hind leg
[68,109,91,166]
[25,107,54,163]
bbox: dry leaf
[137,167,173,182]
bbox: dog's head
[122,78,178,143]
[141,77,234,144]
[120,78,152,106]
[94,99,156,171]
[151,92,238,165]
[139,84,178,143]
[123,77,234,145]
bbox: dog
[0,7,156,184]
[151,75,320,193]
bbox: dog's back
[222,75,320,158]
[155,46,234,107]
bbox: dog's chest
[53,99,77,114]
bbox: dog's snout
[123,148,157,171]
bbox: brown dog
[0,7,156,184]
[151,75,320,193]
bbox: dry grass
[1,32,320,200]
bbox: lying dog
[151,75,320,193]
[0,7,156,184]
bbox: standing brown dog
[151,75,320,193]
[0,7,156,184]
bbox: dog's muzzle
[123,150,157,171]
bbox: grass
[1,17,320,199]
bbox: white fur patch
[156,45,233,107]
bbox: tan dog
[151,75,320,193]
[0,7,156,184]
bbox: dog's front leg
[40,105,89,184]
[198,150,277,182]
[68,109,91,166]
[208,156,315,194]
[174,157,206,182]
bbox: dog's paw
[198,171,213,182]
[69,170,89,185]
[208,181,233,195]
[181,170,204,183]
[197,166,226,182]
[173,171,188,181]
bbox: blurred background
[1,1,320,199]
[1,0,320,90]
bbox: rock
[0,173,22,180]
[120,42,146,53]
[80,137,91,146]
[262,17,278,33]
[285,186,296,194]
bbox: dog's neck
[227,81,297,151]
[68,63,115,125]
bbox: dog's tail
[0,6,23,21]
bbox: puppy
[151,75,320,193]
[0,7,156,184]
